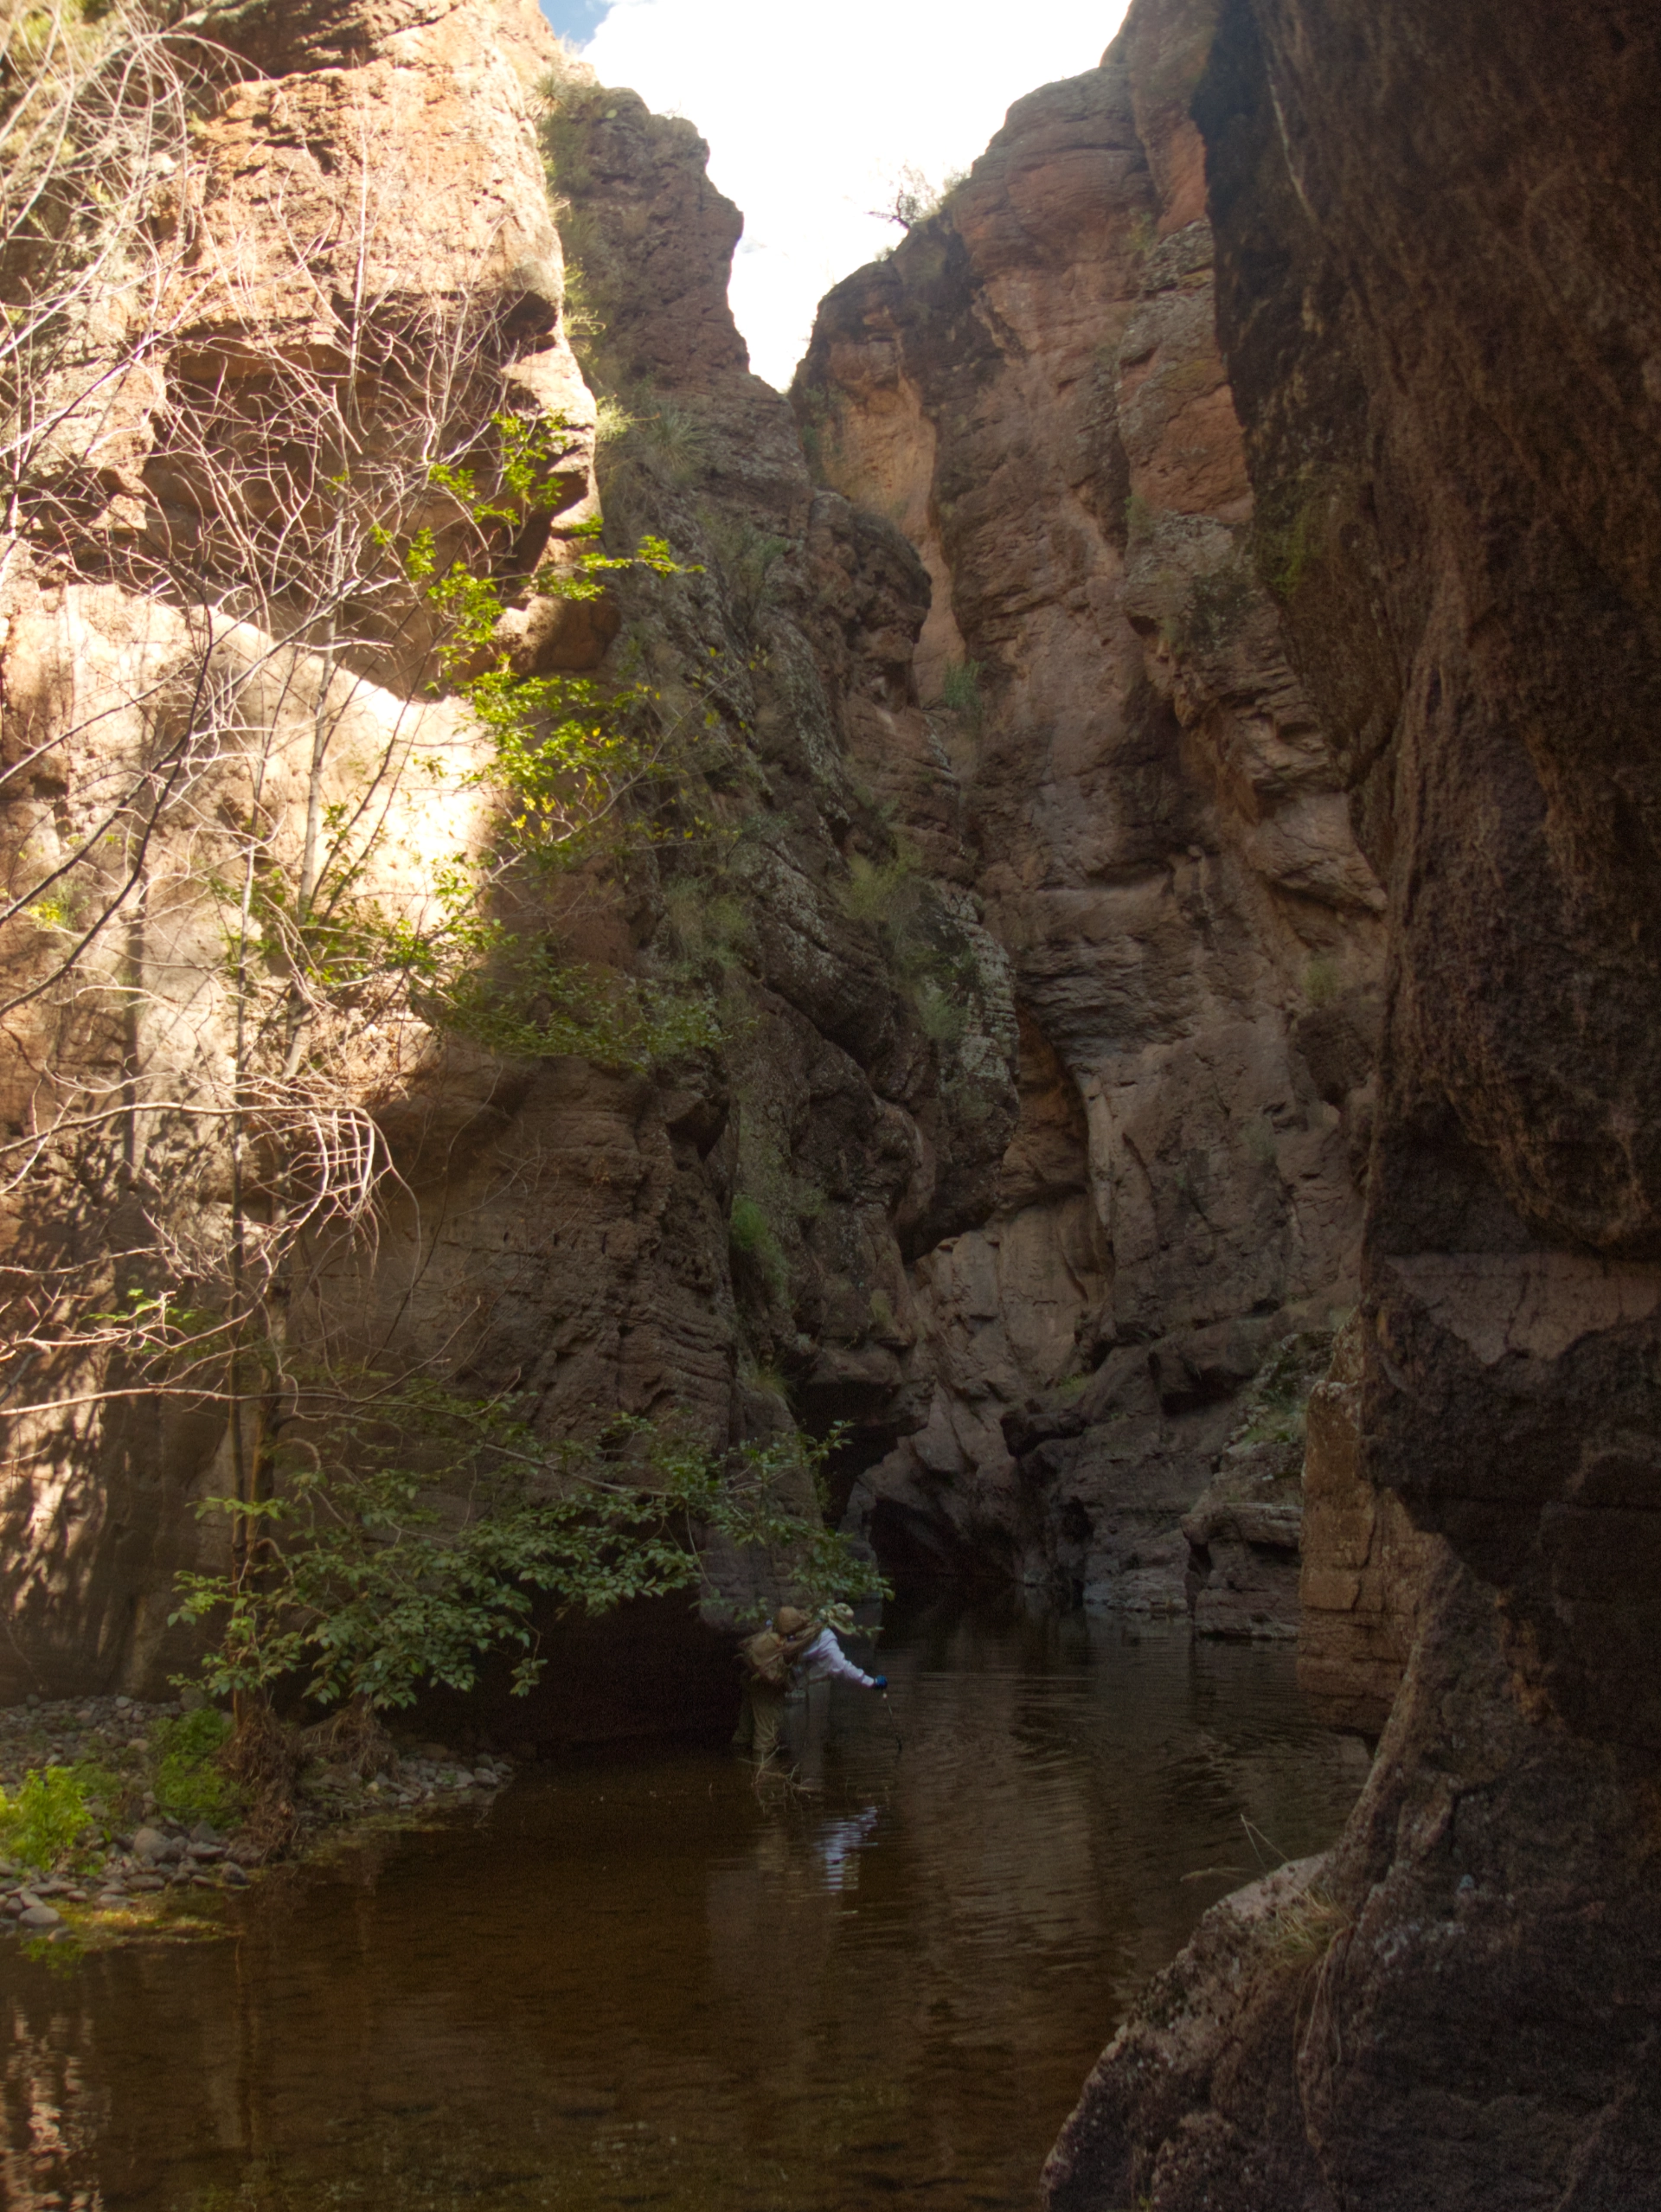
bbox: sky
[538,0,1128,389]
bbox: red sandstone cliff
[794,6,1383,1621]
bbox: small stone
[221,1863,249,1888]
[126,1875,164,1893]
[18,1904,61,1930]
[114,1696,131,1710]
[131,1825,168,1862]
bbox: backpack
[741,1628,790,1688]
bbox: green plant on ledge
[152,1709,240,1826]
[937,657,985,733]
[0,1767,96,1871]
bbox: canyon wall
[795,0,1383,1617]
[1,0,1388,1703]
[0,0,1021,1700]
[1044,0,1661,2202]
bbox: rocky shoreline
[0,1695,514,1949]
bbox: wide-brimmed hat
[818,1601,856,1636]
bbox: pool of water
[0,1599,1369,2212]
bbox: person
[794,1602,888,1694]
[731,1606,815,1763]
[732,1604,888,1763]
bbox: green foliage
[840,850,917,926]
[352,415,719,1072]
[663,879,750,973]
[913,975,967,1045]
[593,394,637,446]
[1231,1330,1335,1451]
[1257,498,1318,598]
[0,1766,94,1869]
[729,1193,789,1302]
[937,657,985,733]
[704,513,788,632]
[1268,1884,1351,1963]
[742,1361,792,1406]
[838,845,993,1064]
[151,1709,240,1826]
[633,401,713,487]
[171,1387,880,1711]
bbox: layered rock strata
[0,0,599,1695]
[0,0,1017,1699]
[796,3,1383,1612]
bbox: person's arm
[810,1629,880,1689]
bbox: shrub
[663,880,750,971]
[938,657,985,733]
[1257,499,1318,597]
[729,1194,788,1303]
[593,394,637,446]
[913,976,967,1045]
[152,1708,240,1826]
[636,400,712,486]
[0,1767,94,1870]
[840,850,916,926]
[728,1194,771,1253]
[706,516,787,631]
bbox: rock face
[1181,1327,1331,1642]
[0,0,598,1696]
[1296,1313,1442,1730]
[1044,0,1661,2202]
[796,3,1382,1613]
[0,0,1019,1702]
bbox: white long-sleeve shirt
[797,1627,877,1689]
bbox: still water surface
[1,1601,1369,2212]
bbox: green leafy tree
[170,1387,883,1714]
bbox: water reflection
[0,1600,1369,2211]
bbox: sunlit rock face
[0,0,1023,1700]
[0,0,600,1696]
[795,9,1382,1613]
[1044,0,1661,2202]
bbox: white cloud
[558,0,1128,390]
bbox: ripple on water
[0,1601,1369,2212]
